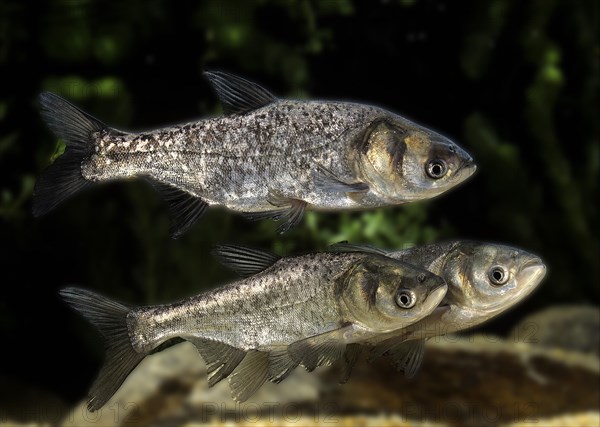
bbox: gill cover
[355,120,408,199]
[339,255,446,332]
[355,117,475,202]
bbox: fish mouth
[521,256,544,270]
[426,284,448,309]
[518,257,547,287]
[433,303,451,316]
[456,158,477,179]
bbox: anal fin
[149,181,208,238]
[229,350,269,402]
[188,338,246,387]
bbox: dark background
[0,0,597,409]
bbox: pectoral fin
[339,343,362,384]
[313,165,369,194]
[385,339,426,379]
[211,244,281,277]
[187,338,246,387]
[228,350,270,402]
[288,330,347,372]
[244,192,307,234]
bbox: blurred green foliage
[0,0,597,401]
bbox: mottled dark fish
[330,241,546,379]
[60,249,446,410]
[34,71,476,237]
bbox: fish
[213,241,546,380]
[34,71,476,237]
[60,248,447,410]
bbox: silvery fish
[34,71,476,237]
[330,241,547,379]
[214,241,546,380]
[60,249,447,410]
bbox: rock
[57,336,600,426]
[0,375,69,425]
[508,305,600,356]
[320,335,600,426]
[504,411,600,427]
[60,342,322,427]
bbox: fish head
[442,242,547,322]
[355,118,476,202]
[340,254,448,333]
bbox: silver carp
[35,71,476,237]
[60,249,447,410]
[214,241,546,380]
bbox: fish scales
[211,242,547,380]
[87,101,379,210]
[60,249,448,408]
[128,252,362,352]
[35,71,476,236]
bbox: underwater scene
[0,1,598,426]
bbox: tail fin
[33,93,107,217]
[59,287,145,412]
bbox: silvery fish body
[34,71,476,236]
[60,249,447,410]
[213,241,546,380]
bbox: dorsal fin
[329,242,391,257]
[203,71,278,115]
[211,244,281,277]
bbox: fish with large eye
[59,247,448,411]
[34,71,476,237]
[355,120,476,205]
[329,240,547,378]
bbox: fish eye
[488,265,509,285]
[395,289,416,309]
[426,159,447,179]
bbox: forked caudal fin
[33,93,109,217]
[59,287,145,412]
